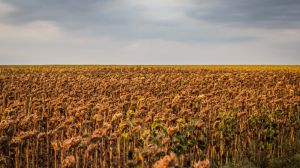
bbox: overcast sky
[0,0,299,64]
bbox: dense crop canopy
[0,65,299,167]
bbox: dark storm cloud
[189,0,300,28]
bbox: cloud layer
[0,0,299,64]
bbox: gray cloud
[2,0,299,44]
[189,0,300,28]
[0,0,299,64]
[0,0,259,42]
[2,0,129,26]
[5,0,300,29]
[1,0,165,40]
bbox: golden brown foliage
[0,65,299,167]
